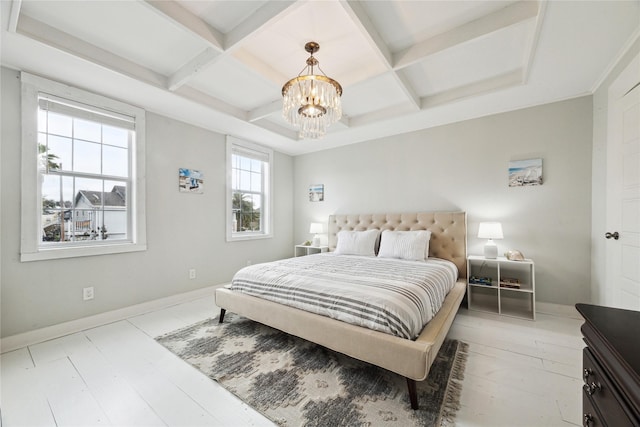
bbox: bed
[215,212,467,409]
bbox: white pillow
[377,230,432,261]
[334,229,380,256]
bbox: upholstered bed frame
[215,212,467,409]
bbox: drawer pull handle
[583,382,602,395]
[583,368,592,381]
[583,413,594,427]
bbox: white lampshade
[478,222,503,239]
[309,223,323,234]
[478,222,503,259]
[309,222,323,247]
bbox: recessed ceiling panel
[237,1,388,89]
[341,73,410,117]
[361,0,520,52]
[20,1,208,76]
[404,20,534,97]
[188,58,278,111]
[176,0,268,34]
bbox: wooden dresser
[576,304,640,426]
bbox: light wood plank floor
[1,295,584,426]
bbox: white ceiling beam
[392,71,421,111]
[349,68,523,129]
[8,0,22,33]
[248,100,282,122]
[393,0,540,70]
[167,47,221,91]
[140,0,224,51]
[337,115,351,128]
[340,1,419,111]
[251,119,300,141]
[140,0,227,91]
[521,0,547,84]
[17,15,167,88]
[348,102,423,129]
[172,86,246,120]
[339,1,393,66]
[225,1,298,50]
[421,69,523,109]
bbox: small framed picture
[179,168,204,194]
[309,184,324,202]
[509,159,542,187]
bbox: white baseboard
[536,301,582,319]
[0,284,224,354]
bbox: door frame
[605,52,640,307]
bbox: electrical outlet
[83,287,94,301]
[246,260,252,266]
[189,269,196,279]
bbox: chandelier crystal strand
[282,42,342,140]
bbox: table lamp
[309,223,323,247]
[478,222,503,259]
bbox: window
[226,136,272,241]
[21,72,146,261]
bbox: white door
[606,56,640,310]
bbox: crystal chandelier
[282,42,342,140]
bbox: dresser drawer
[583,348,637,426]
[583,390,605,427]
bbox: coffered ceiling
[1,1,639,156]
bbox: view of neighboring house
[42,186,127,242]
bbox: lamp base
[312,236,321,247]
[484,240,498,259]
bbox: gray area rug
[156,313,468,426]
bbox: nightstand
[467,255,536,320]
[294,245,329,257]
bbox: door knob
[605,231,619,240]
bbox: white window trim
[20,72,147,261]
[226,136,273,242]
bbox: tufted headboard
[328,212,467,278]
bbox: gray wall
[2,54,620,336]
[293,97,593,306]
[0,67,294,338]
[591,38,640,304]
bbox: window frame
[20,72,147,261]
[226,136,273,242]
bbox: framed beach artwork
[509,158,542,187]
[179,168,204,194]
[309,184,324,202]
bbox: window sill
[226,233,273,243]
[21,242,147,262]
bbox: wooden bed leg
[407,378,419,410]
[218,308,226,323]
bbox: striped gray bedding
[229,253,458,339]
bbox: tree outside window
[232,192,262,232]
